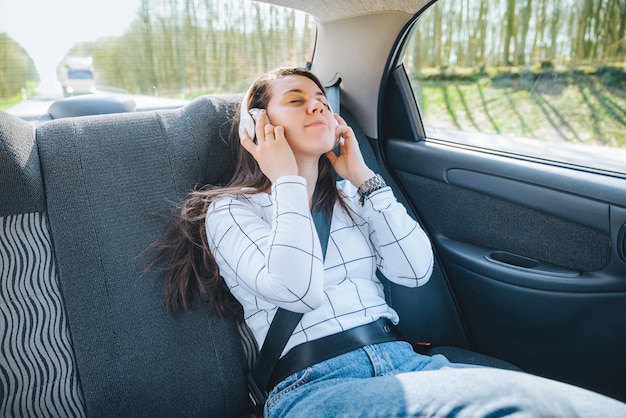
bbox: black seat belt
[246,196,332,410]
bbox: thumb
[240,131,256,155]
[325,149,338,165]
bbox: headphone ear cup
[248,108,263,123]
[239,113,255,140]
[239,85,255,140]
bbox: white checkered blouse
[205,175,433,356]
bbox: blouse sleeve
[359,185,434,288]
[205,176,324,313]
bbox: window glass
[0,0,315,109]
[67,70,94,80]
[403,0,626,174]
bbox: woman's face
[265,75,337,159]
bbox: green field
[0,93,23,112]
[413,69,626,149]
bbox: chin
[307,138,336,154]
[320,141,337,155]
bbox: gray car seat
[34,95,248,417]
[2,96,250,417]
[0,111,86,416]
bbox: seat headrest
[48,94,137,119]
[0,111,44,215]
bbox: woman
[152,67,626,417]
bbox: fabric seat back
[0,111,86,417]
[33,95,248,417]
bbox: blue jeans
[265,341,626,417]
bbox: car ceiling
[257,0,428,22]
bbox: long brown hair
[147,67,345,320]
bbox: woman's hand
[325,114,375,188]
[240,109,298,183]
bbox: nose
[308,99,327,114]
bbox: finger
[273,125,287,143]
[255,110,268,142]
[334,113,347,126]
[325,149,338,165]
[240,131,257,155]
[264,123,275,140]
[334,127,349,147]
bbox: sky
[0,0,140,96]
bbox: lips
[305,119,328,128]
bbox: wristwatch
[357,174,387,206]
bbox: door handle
[485,251,579,278]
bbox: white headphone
[238,85,256,140]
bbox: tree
[574,0,594,61]
[504,0,516,65]
[139,0,159,94]
[516,0,532,65]
[0,34,38,98]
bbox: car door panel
[382,135,626,401]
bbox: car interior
[2,0,625,416]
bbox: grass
[0,93,23,112]
[413,67,626,149]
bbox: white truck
[56,56,97,96]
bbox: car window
[403,0,626,175]
[67,70,94,80]
[0,0,316,110]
